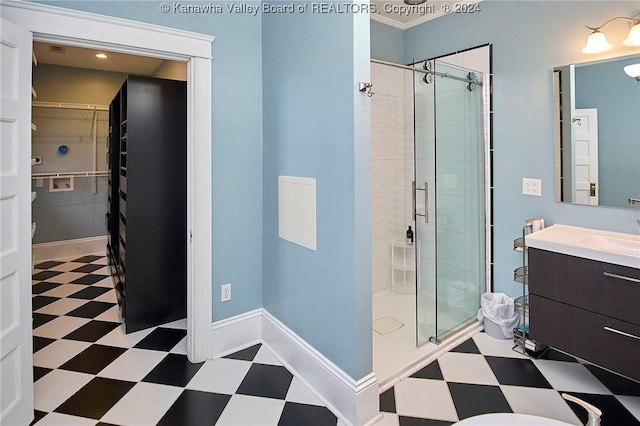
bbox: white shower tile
[395,68,407,99]
[439,52,465,68]
[372,190,397,225]
[372,126,398,160]
[395,160,406,191]
[414,93,434,128]
[371,63,397,97]
[462,46,490,75]
[371,159,398,193]
[396,191,413,228]
[404,130,414,161]
[395,129,406,161]
[373,223,399,261]
[436,159,464,196]
[372,95,397,128]
[437,194,466,233]
[404,97,414,128]
[414,127,434,160]
[438,89,466,126]
[464,160,483,199]
[464,122,483,162]
[404,190,414,225]
[435,229,467,268]
[395,97,405,129]
[373,257,392,294]
[404,70,414,97]
[436,124,465,161]
[404,160,415,187]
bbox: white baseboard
[32,235,107,261]
[210,309,262,359]
[209,309,380,426]
[261,310,379,426]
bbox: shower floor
[373,289,437,383]
[373,288,481,385]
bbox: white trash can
[477,292,520,339]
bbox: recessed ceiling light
[96,53,108,59]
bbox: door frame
[1,0,214,362]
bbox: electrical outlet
[522,178,542,196]
[221,283,231,302]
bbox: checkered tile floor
[378,333,640,425]
[31,255,338,426]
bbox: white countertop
[525,224,640,269]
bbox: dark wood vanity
[529,247,640,382]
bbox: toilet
[455,393,601,426]
[455,413,573,425]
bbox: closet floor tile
[70,274,109,285]
[54,377,136,420]
[63,320,121,342]
[133,327,186,351]
[70,264,105,273]
[66,301,115,319]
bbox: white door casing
[0,17,34,426]
[573,108,599,206]
[1,0,213,368]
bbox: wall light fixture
[582,14,640,54]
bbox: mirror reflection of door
[573,108,599,206]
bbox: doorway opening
[30,41,189,335]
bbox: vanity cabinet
[529,247,640,381]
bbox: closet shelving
[106,75,187,333]
[31,49,37,270]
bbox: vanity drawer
[529,248,640,325]
[530,294,640,382]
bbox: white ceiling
[371,0,483,29]
[33,42,164,75]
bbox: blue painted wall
[403,1,640,296]
[262,7,372,379]
[575,56,640,208]
[370,20,404,63]
[36,1,265,320]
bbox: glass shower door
[415,60,485,345]
[414,67,436,346]
[433,61,485,341]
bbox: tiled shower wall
[371,63,415,295]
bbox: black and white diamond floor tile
[31,256,338,426]
[32,255,640,425]
[380,333,640,426]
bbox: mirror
[553,54,640,209]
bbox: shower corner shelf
[512,224,548,358]
[391,241,416,294]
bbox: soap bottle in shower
[406,226,414,245]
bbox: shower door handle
[414,181,428,223]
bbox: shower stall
[371,49,490,378]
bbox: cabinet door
[529,248,640,325]
[530,295,640,381]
